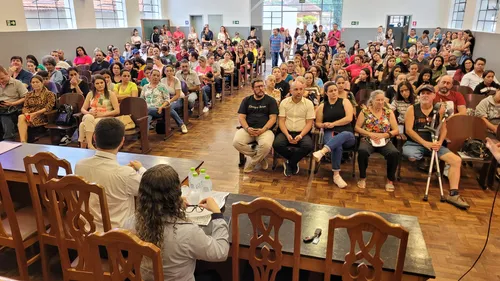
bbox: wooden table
[0,142,203,184]
[221,194,436,281]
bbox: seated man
[0,66,27,141]
[233,79,278,173]
[272,80,315,176]
[51,50,71,70]
[75,118,146,231]
[433,75,466,115]
[403,85,469,209]
[175,60,200,111]
[9,56,32,88]
[109,47,125,64]
[90,50,110,74]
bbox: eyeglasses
[186,205,205,213]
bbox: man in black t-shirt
[272,67,290,100]
[233,79,278,173]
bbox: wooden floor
[1,68,500,281]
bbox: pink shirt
[174,31,185,41]
[195,65,213,75]
[328,30,341,47]
[345,64,372,81]
[73,55,92,66]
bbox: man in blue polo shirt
[269,28,284,68]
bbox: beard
[439,87,449,94]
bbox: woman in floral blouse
[18,75,56,142]
[141,69,171,129]
[355,90,400,192]
[78,75,120,149]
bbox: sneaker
[149,125,155,130]
[203,106,209,113]
[313,150,324,162]
[181,124,188,134]
[243,159,256,173]
[59,135,71,146]
[283,161,291,177]
[357,180,366,189]
[333,174,347,189]
[446,194,470,209]
[385,182,395,192]
[216,93,221,99]
[260,158,269,170]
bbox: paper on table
[181,190,230,226]
[0,141,22,155]
[181,189,229,209]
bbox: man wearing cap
[90,50,110,74]
[435,75,466,115]
[394,47,402,63]
[269,28,284,68]
[403,84,469,209]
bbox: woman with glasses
[124,164,229,281]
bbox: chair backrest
[231,197,302,281]
[355,89,372,107]
[324,212,409,281]
[76,65,90,74]
[119,97,148,123]
[445,115,487,153]
[23,152,72,238]
[40,175,112,278]
[463,93,485,110]
[88,229,164,281]
[0,163,24,248]
[457,85,473,95]
[60,93,85,114]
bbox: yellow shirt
[279,96,315,132]
[114,82,138,98]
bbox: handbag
[115,115,136,130]
[461,138,491,159]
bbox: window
[23,0,75,30]
[94,0,127,28]
[262,0,343,31]
[450,0,467,29]
[476,0,499,32]
[139,0,161,19]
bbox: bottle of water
[199,168,207,178]
[200,175,212,201]
[188,172,200,205]
[188,167,196,184]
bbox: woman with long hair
[61,67,90,96]
[125,164,229,281]
[413,68,435,89]
[348,40,360,56]
[474,70,500,95]
[351,68,376,95]
[110,62,123,84]
[25,55,45,72]
[303,71,321,107]
[188,26,198,41]
[380,65,401,91]
[335,75,357,109]
[218,26,229,42]
[453,58,474,83]
[131,28,142,50]
[294,55,306,76]
[312,82,355,188]
[78,75,120,149]
[160,65,188,134]
[73,46,92,66]
[430,55,446,84]
[379,55,396,82]
[390,81,416,133]
[17,75,56,143]
[440,31,453,52]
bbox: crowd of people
[0,22,498,280]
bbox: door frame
[189,15,204,28]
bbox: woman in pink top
[345,55,372,82]
[73,46,92,66]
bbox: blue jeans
[169,100,184,126]
[0,114,16,140]
[147,107,162,127]
[271,52,280,67]
[201,85,211,106]
[323,131,356,171]
[402,140,451,160]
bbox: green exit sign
[299,0,305,3]
[233,20,240,25]
[350,21,359,26]
[6,20,16,26]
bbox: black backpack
[55,104,74,126]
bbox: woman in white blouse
[131,28,142,50]
[188,26,198,41]
[217,26,229,42]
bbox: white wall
[342,0,451,28]
[0,0,27,32]
[162,0,251,27]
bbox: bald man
[273,80,315,176]
[433,75,466,115]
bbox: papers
[181,189,230,226]
[186,207,212,226]
[370,138,386,147]
[0,141,21,155]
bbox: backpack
[55,104,74,126]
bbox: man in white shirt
[461,57,499,90]
[75,118,146,231]
[272,80,315,176]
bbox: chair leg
[211,84,216,109]
[14,247,30,281]
[272,153,278,170]
[230,74,234,95]
[40,243,50,281]
[183,97,189,126]
[198,91,204,118]
[163,111,173,141]
[140,126,151,154]
[352,151,357,178]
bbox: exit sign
[299,0,305,3]
[6,20,16,26]
[233,20,240,24]
[351,21,359,26]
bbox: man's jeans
[271,52,280,67]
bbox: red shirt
[173,31,185,41]
[433,90,466,114]
[345,64,372,81]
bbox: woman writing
[355,90,399,191]
[17,75,56,143]
[160,65,188,134]
[312,82,355,188]
[73,46,92,66]
[114,69,139,101]
[78,75,120,149]
[61,67,90,96]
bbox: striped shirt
[269,34,284,53]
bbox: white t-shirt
[161,76,184,98]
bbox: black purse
[461,138,492,159]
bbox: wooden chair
[457,85,473,95]
[221,68,234,96]
[88,229,164,281]
[40,175,112,281]
[463,93,485,110]
[355,89,372,107]
[45,93,85,145]
[231,197,302,281]
[119,97,151,154]
[160,104,173,140]
[23,152,72,281]
[0,163,49,281]
[324,212,409,281]
[179,81,191,126]
[488,89,497,96]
